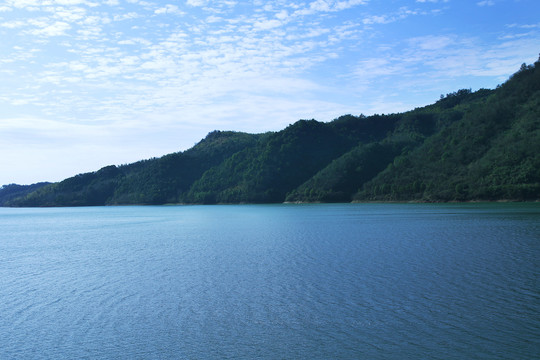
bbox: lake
[0,203,539,359]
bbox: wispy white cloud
[4,0,96,9]
[507,22,540,29]
[362,15,388,25]
[186,0,207,7]
[155,4,185,15]
[408,34,454,50]
[354,58,404,80]
[0,20,26,28]
[47,6,87,22]
[26,20,71,36]
[294,0,369,15]
[477,0,495,6]
[352,32,540,110]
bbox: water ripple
[0,203,538,359]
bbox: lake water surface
[1,203,539,359]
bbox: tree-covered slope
[184,118,392,203]
[109,130,261,205]
[5,131,260,206]
[2,58,539,206]
[0,183,50,206]
[356,61,540,201]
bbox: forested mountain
[2,58,539,206]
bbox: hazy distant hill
[2,58,539,206]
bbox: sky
[1,0,539,185]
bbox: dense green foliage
[0,183,50,206]
[2,58,539,206]
[356,60,540,201]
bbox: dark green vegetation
[2,59,540,206]
[0,183,50,206]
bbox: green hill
[0,183,51,206]
[2,58,539,206]
[356,62,540,202]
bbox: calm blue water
[0,203,539,359]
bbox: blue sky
[1,0,539,185]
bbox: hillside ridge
[2,58,539,206]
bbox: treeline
[2,58,540,206]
